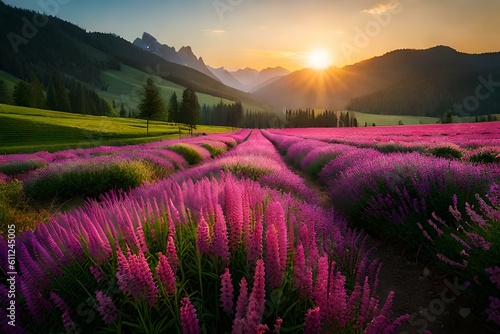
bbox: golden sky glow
[5,0,500,71]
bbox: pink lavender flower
[304,307,322,334]
[383,314,411,333]
[313,256,329,318]
[356,276,371,328]
[273,317,282,334]
[245,259,266,333]
[225,179,243,250]
[156,252,176,295]
[380,291,394,318]
[248,215,263,263]
[220,268,234,313]
[180,297,201,334]
[364,315,391,334]
[233,277,249,333]
[266,224,283,289]
[265,201,288,271]
[166,235,179,273]
[95,291,119,324]
[346,282,362,322]
[50,291,73,330]
[256,324,270,333]
[213,204,230,264]
[328,271,347,327]
[116,245,158,305]
[486,296,500,326]
[196,213,211,254]
[294,243,312,298]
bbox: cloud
[201,29,226,34]
[362,1,401,14]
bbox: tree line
[0,74,111,116]
[139,79,201,135]
[285,109,358,128]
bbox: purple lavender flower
[95,290,119,324]
[50,291,73,330]
[220,268,234,313]
[304,307,322,334]
[156,252,176,295]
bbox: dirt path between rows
[269,140,496,333]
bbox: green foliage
[465,149,500,163]
[221,162,273,180]
[24,160,154,201]
[0,179,46,233]
[167,144,203,165]
[199,143,227,158]
[0,179,24,232]
[0,159,47,175]
[427,145,464,159]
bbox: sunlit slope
[0,104,234,153]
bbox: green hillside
[351,111,438,126]
[100,65,233,115]
[0,104,234,154]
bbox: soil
[364,235,497,334]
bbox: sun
[307,49,332,70]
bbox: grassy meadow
[0,104,234,154]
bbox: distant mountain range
[208,66,291,92]
[133,32,219,81]
[252,46,500,117]
[134,32,291,93]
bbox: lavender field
[1,123,499,333]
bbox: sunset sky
[5,0,500,71]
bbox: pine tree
[179,87,200,135]
[168,92,178,122]
[46,82,58,111]
[28,74,45,109]
[139,78,167,135]
[13,81,31,107]
[53,75,72,112]
[0,79,9,104]
[120,103,127,118]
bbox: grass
[350,110,439,126]
[0,104,235,154]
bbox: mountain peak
[141,32,158,45]
[179,46,193,53]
